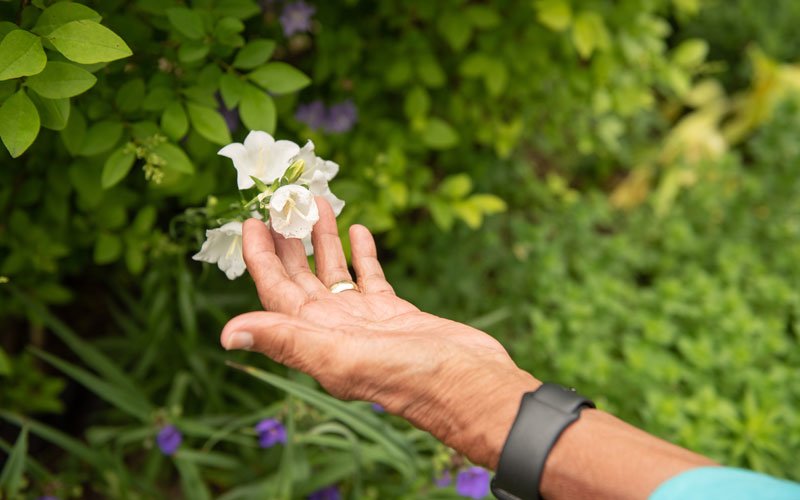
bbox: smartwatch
[491,383,595,500]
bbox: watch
[491,383,595,500]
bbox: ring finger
[311,197,356,290]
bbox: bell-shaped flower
[308,170,345,216]
[294,140,339,183]
[269,185,319,239]
[192,221,246,279]
[218,131,300,190]
[292,140,345,216]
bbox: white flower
[218,131,300,190]
[192,221,246,280]
[269,185,320,239]
[292,140,345,216]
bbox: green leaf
[0,90,40,158]
[452,200,482,229]
[80,120,123,156]
[186,102,232,145]
[0,411,104,469]
[25,61,97,98]
[101,146,136,188]
[232,39,276,70]
[438,174,472,199]
[422,118,459,150]
[464,5,501,29]
[248,62,310,94]
[572,11,609,59]
[153,142,194,174]
[0,22,17,42]
[219,73,244,109]
[161,102,189,141]
[0,30,47,81]
[33,2,102,36]
[93,233,122,264]
[166,7,206,40]
[115,78,146,112]
[175,457,213,500]
[469,193,507,214]
[178,42,210,63]
[60,106,86,155]
[672,39,709,68]
[239,83,275,134]
[28,90,70,130]
[535,0,573,32]
[0,427,26,496]
[47,20,132,64]
[214,17,245,47]
[0,346,10,376]
[31,347,153,420]
[404,85,430,119]
[437,11,471,52]
[459,53,493,78]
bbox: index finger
[242,218,309,314]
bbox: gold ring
[329,280,360,294]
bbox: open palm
[222,198,538,468]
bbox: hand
[221,197,540,467]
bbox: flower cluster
[193,131,344,279]
[296,99,358,134]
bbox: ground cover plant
[1,0,799,498]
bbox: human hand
[221,198,541,468]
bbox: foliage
[1,0,800,498]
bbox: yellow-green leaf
[47,20,132,64]
[101,147,136,188]
[186,102,231,145]
[0,90,40,158]
[571,11,609,59]
[248,62,310,94]
[25,61,97,99]
[535,0,573,32]
[0,30,46,81]
[239,83,275,134]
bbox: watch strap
[491,383,595,500]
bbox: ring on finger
[329,280,361,294]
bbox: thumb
[221,311,333,372]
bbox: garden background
[1,0,799,498]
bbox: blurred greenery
[1,0,799,498]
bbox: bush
[1,0,799,498]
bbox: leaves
[0,30,46,81]
[153,142,194,174]
[161,102,189,141]
[232,39,276,69]
[186,102,232,145]
[239,83,275,134]
[0,90,40,158]
[25,61,97,99]
[536,0,573,32]
[0,427,27,497]
[167,7,206,40]
[248,62,310,94]
[422,118,459,150]
[102,147,137,188]
[28,90,70,130]
[572,11,610,59]
[47,20,132,64]
[33,2,102,36]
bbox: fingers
[242,218,308,314]
[311,197,354,288]
[221,311,334,373]
[271,227,328,297]
[350,224,395,295]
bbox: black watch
[491,383,595,500]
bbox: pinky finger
[349,224,395,295]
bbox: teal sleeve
[649,467,800,500]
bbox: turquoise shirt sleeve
[649,467,800,500]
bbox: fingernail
[224,332,254,351]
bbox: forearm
[538,408,717,500]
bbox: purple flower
[370,403,384,413]
[296,100,327,130]
[323,100,357,133]
[280,1,315,37]
[435,470,452,488]
[157,425,182,456]
[307,485,340,500]
[455,467,490,499]
[255,418,287,448]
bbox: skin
[221,197,716,500]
